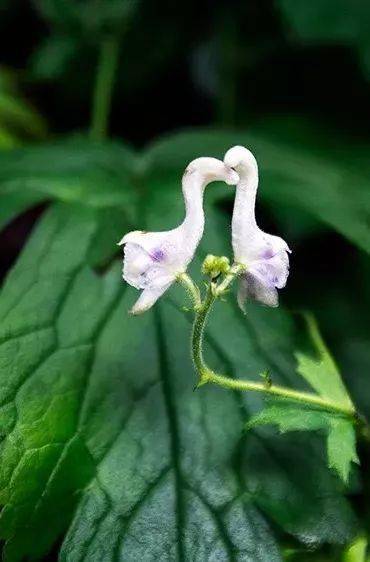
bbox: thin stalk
[206,372,355,417]
[214,263,245,296]
[176,272,202,311]
[192,283,215,378]
[90,37,119,140]
[190,269,356,419]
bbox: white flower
[119,158,239,314]
[224,145,291,309]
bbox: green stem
[192,283,215,376]
[90,37,120,140]
[206,372,354,416]
[214,263,245,296]
[190,271,356,419]
[176,273,202,311]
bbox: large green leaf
[0,197,357,560]
[0,138,136,229]
[0,204,281,560]
[1,124,369,254]
[0,125,363,559]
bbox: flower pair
[119,146,291,314]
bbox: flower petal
[238,272,279,309]
[250,250,290,290]
[123,243,154,289]
[130,283,172,315]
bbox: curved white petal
[123,241,175,288]
[130,283,171,315]
[123,243,154,289]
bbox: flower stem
[90,37,119,140]
[214,262,245,296]
[176,272,202,311]
[190,268,356,419]
[192,283,216,377]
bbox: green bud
[202,254,230,279]
[217,256,231,275]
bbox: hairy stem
[90,37,119,140]
[214,262,245,296]
[192,283,215,377]
[189,269,356,419]
[176,272,202,311]
[205,372,355,416]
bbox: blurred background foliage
[0,0,369,561]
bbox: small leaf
[296,314,353,409]
[246,403,331,433]
[327,418,359,483]
[247,402,359,483]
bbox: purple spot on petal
[151,249,165,262]
[261,248,275,260]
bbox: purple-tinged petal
[150,248,166,262]
[238,272,279,309]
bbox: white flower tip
[129,305,144,316]
[129,298,152,315]
[118,236,127,246]
[224,145,258,173]
[185,157,239,186]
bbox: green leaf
[246,403,331,433]
[244,309,358,484]
[1,123,370,254]
[327,418,359,483]
[0,138,136,229]
[276,0,370,80]
[0,204,282,561]
[0,199,357,560]
[246,402,358,483]
[296,314,354,409]
[145,126,370,254]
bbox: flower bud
[202,255,230,279]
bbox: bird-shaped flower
[224,145,291,310]
[119,158,239,314]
